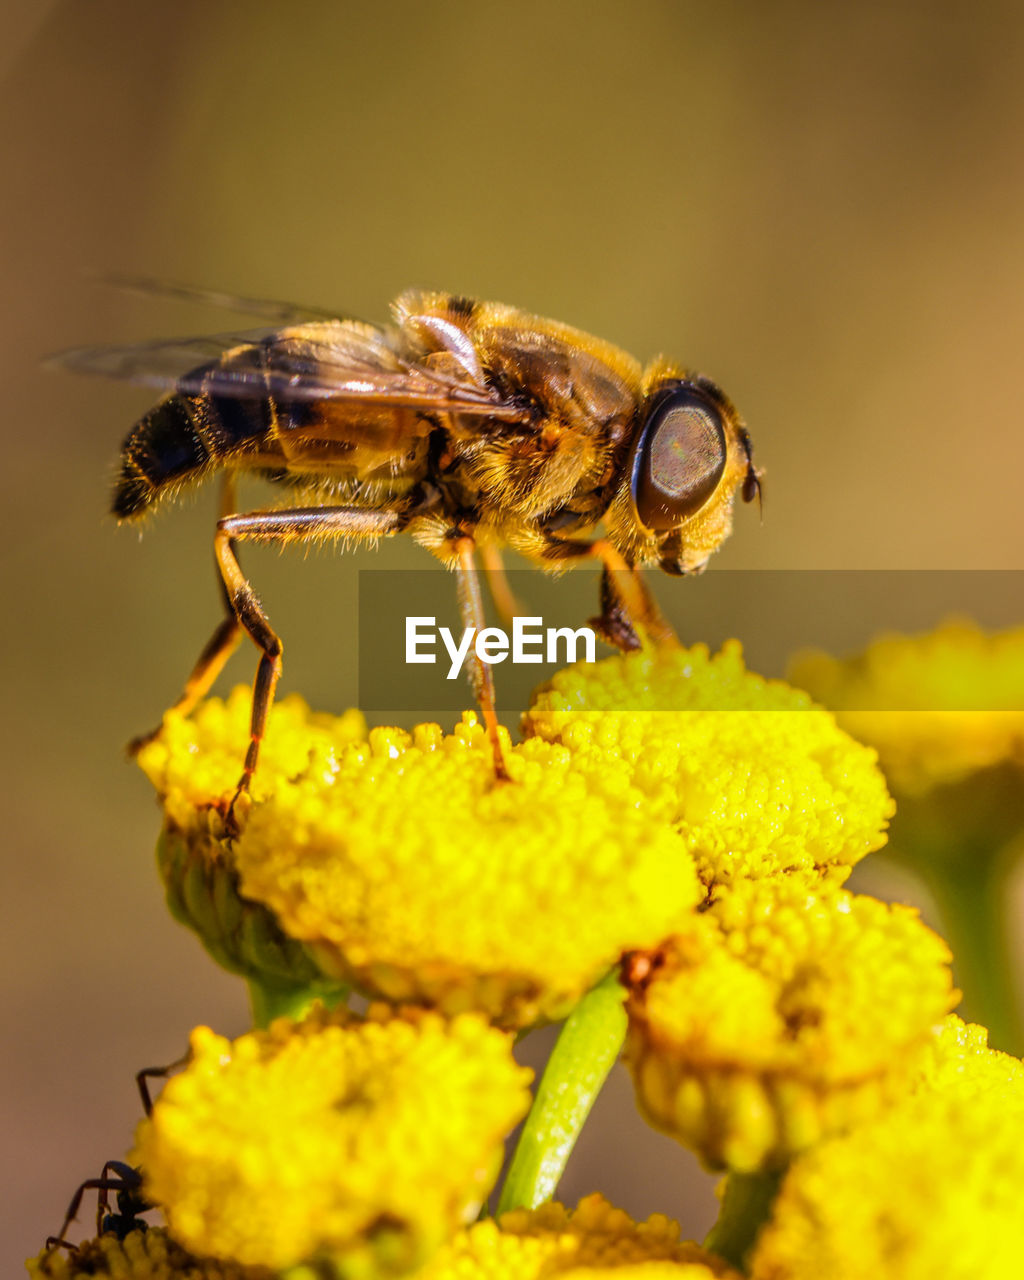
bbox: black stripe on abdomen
[112,396,211,518]
[203,388,273,449]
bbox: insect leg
[213,505,403,828]
[588,541,675,644]
[590,542,676,650]
[452,537,510,780]
[47,1179,93,1250]
[136,1051,190,1116]
[540,536,676,650]
[127,617,242,756]
[128,477,244,755]
[479,542,525,627]
[46,1165,137,1251]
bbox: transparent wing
[53,330,276,386]
[96,272,346,325]
[51,323,530,420]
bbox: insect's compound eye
[630,386,727,530]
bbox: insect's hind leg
[213,504,403,831]
[127,476,243,756]
[127,616,242,757]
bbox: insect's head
[627,373,759,575]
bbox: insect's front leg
[592,563,644,651]
[540,535,676,650]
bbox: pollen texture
[140,692,704,1028]
[625,878,958,1170]
[27,1229,270,1280]
[790,619,1024,795]
[524,644,894,884]
[132,1008,532,1273]
[416,1194,743,1279]
[749,1021,1024,1280]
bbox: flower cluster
[29,632,1024,1279]
[133,1008,531,1273]
[626,878,956,1170]
[525,643,894,884]
[790,619,1024,795]
[748,1017,1024,1278]
[141,691,704,1028]
[791,620,1024,1052]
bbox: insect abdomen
[112,387,274,519]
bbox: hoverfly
[61,285,760,825]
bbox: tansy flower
[789,619,1024,795]
[140,694,703,1029]
[748,1014,1024,1279]
[132,1007,532,1274]
[140,688,366,1002]
[524,644,894,885]
[27,1229,270,1280]
[910,1013,1024,1095]
[624,878,957,1171]
[415,1194,743,1279]
[790,620,1024,1051]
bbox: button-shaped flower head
[524,644,894,886]
[790,619,1024,797]
[417,1194,743,1279]
[140,694,704,1028]
[749,1017,1024,1279]
[132,1007,532,1274]
[27,1230,269,1280]
[625,878,957,1171]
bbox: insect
[61,285,760,823]
[45,1059,185,1252]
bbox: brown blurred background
[3,0,1024,1269]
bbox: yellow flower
[26,1229,268,1280]
[911,1013,1024,1095]
[139,689,366,993]
[141,693,703,1028]
[625,878,957,1171]
[789,618,1024,796]
[748,1015,1024,1279]
[416,1194,743,1279]
[138,685,369,824]
[132,1007,532,1274]
[524,644,894,885]
[790,620,1024,1052]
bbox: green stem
[247,978,346,1028]
[924,855,1023,1055]
[497,969,627,1214]
[704,1169,784,1272]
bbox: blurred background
[3,0,1024,1269]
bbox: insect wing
[54,324,529,420]
[53,330,273,389]
[97,272,346,324]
